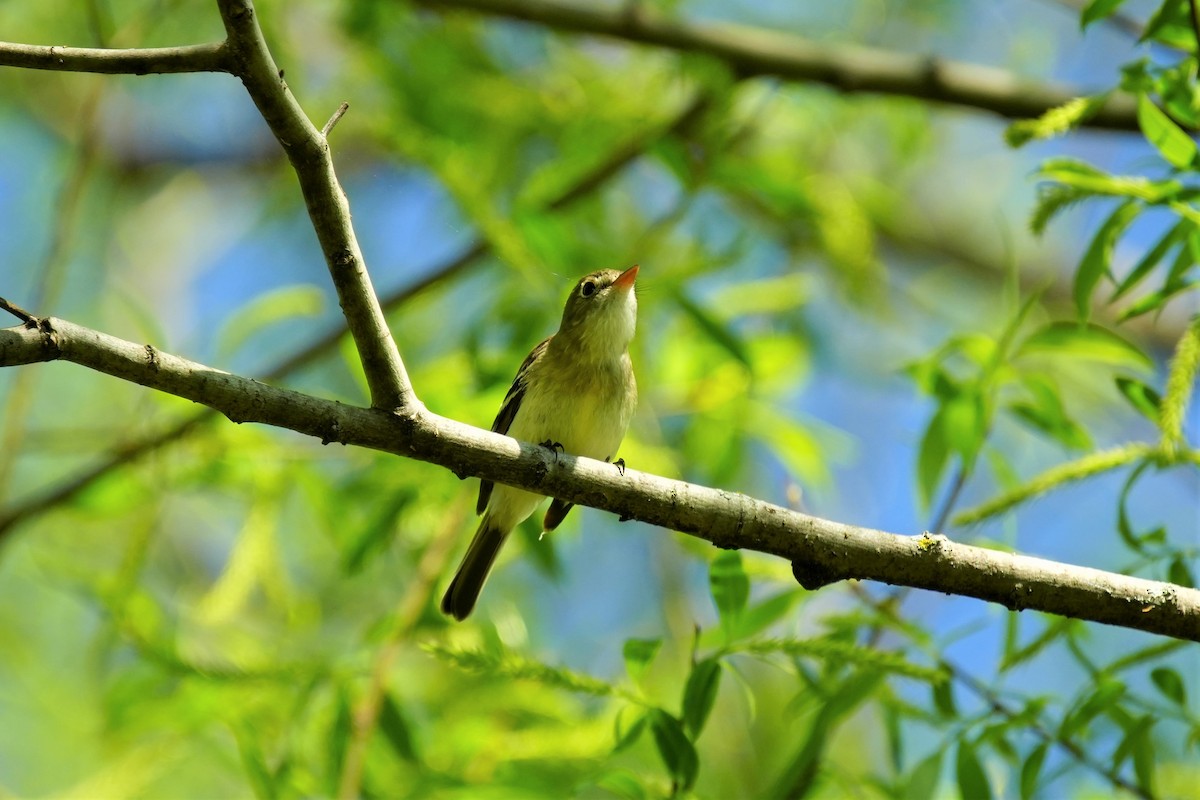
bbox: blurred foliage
[0,0,1198,798]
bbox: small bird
[441,265,640,620]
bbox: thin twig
[0,40,228,74]
[417,0,1142,132]
[0,298,35,325]
[322,101,349,137]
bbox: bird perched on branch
[441,265,640,620]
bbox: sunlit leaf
[917,407,951,510]
[1074,200,1141,320]
[623,638,662,684]
[955,741,992,800]
[1018,322,1152,371]
[672,289,751,367]
[682,658,722,738]
[613,708,647,753]
[216,284,325,359]
[379,694,421,764]
[905,750,943,800]
[1138,93,1198,168]
[1114,377,1163,423]
[1111,219,1189,301]
[1142,0,1195,51]
[709,550,750,640]
[1020,743,1047,800]
[1081,0,1129,28]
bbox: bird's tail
[441,516,507,621]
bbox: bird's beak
[613,264,639,291]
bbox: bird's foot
[540,440,565,461]
[613,457,626,476]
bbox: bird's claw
[540,439,565,461]
[613,457,626,476]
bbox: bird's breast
[508,352,635,461]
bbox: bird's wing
[477,336,552,515]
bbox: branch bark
[3,318,1197,643]
[416,0,1141,132]
[0,40,229,74]
[214,0,414,411]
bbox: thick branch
[4,318,1197,642]
[0,40,229,74]
[417,0,1141,132]
[214,0,414,410]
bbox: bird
[441,265,640,620]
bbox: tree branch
[0,40,229,74]
[3,318,1197,642]
[0,90,710,537]
[415,0,1141,132]
[214,0,414,411]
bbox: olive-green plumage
[441,265,640,620]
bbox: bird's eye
[580,280,597,297]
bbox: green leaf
[955,741,992,800]
[1037,158,1183,202]
[1138,94,1198,168]
[594,769,649,800]
[1151,667,1188,705]
[1117,460,1159,553]
[732,589,805,640]
[1060,678,1125,737]
[1142,0,1195,50]
[1030,184,1094,235]
[1018,322,1152,371]
[376,694,420,765]
[917,406,951,510]
[217,284,325,359]
[328,686,353,795]
[1169,556,1195,588]
[424,643,616,696]
[673,289,751,367]
[933,679,957,719]
[1116,277,1198,321]
[1112,220,1189,301]
[1001,617,1077,672]
[1074,200,1141,320]
[342,489,413,574]
[942,393,987,463]
[1131,719,1158,795]
[231,724,277,800]
[1019,743,1048,800]
[623,638,663,684]
[681,658,723,739]
[1081,0,1128,28]
[1115,377,1163,423]
[613,709,647,753]
[709,550,750,639]
[1008,374,1091,450]
[648,709,699,791]
[904,750,943,800]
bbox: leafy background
[0,0,1196,797]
